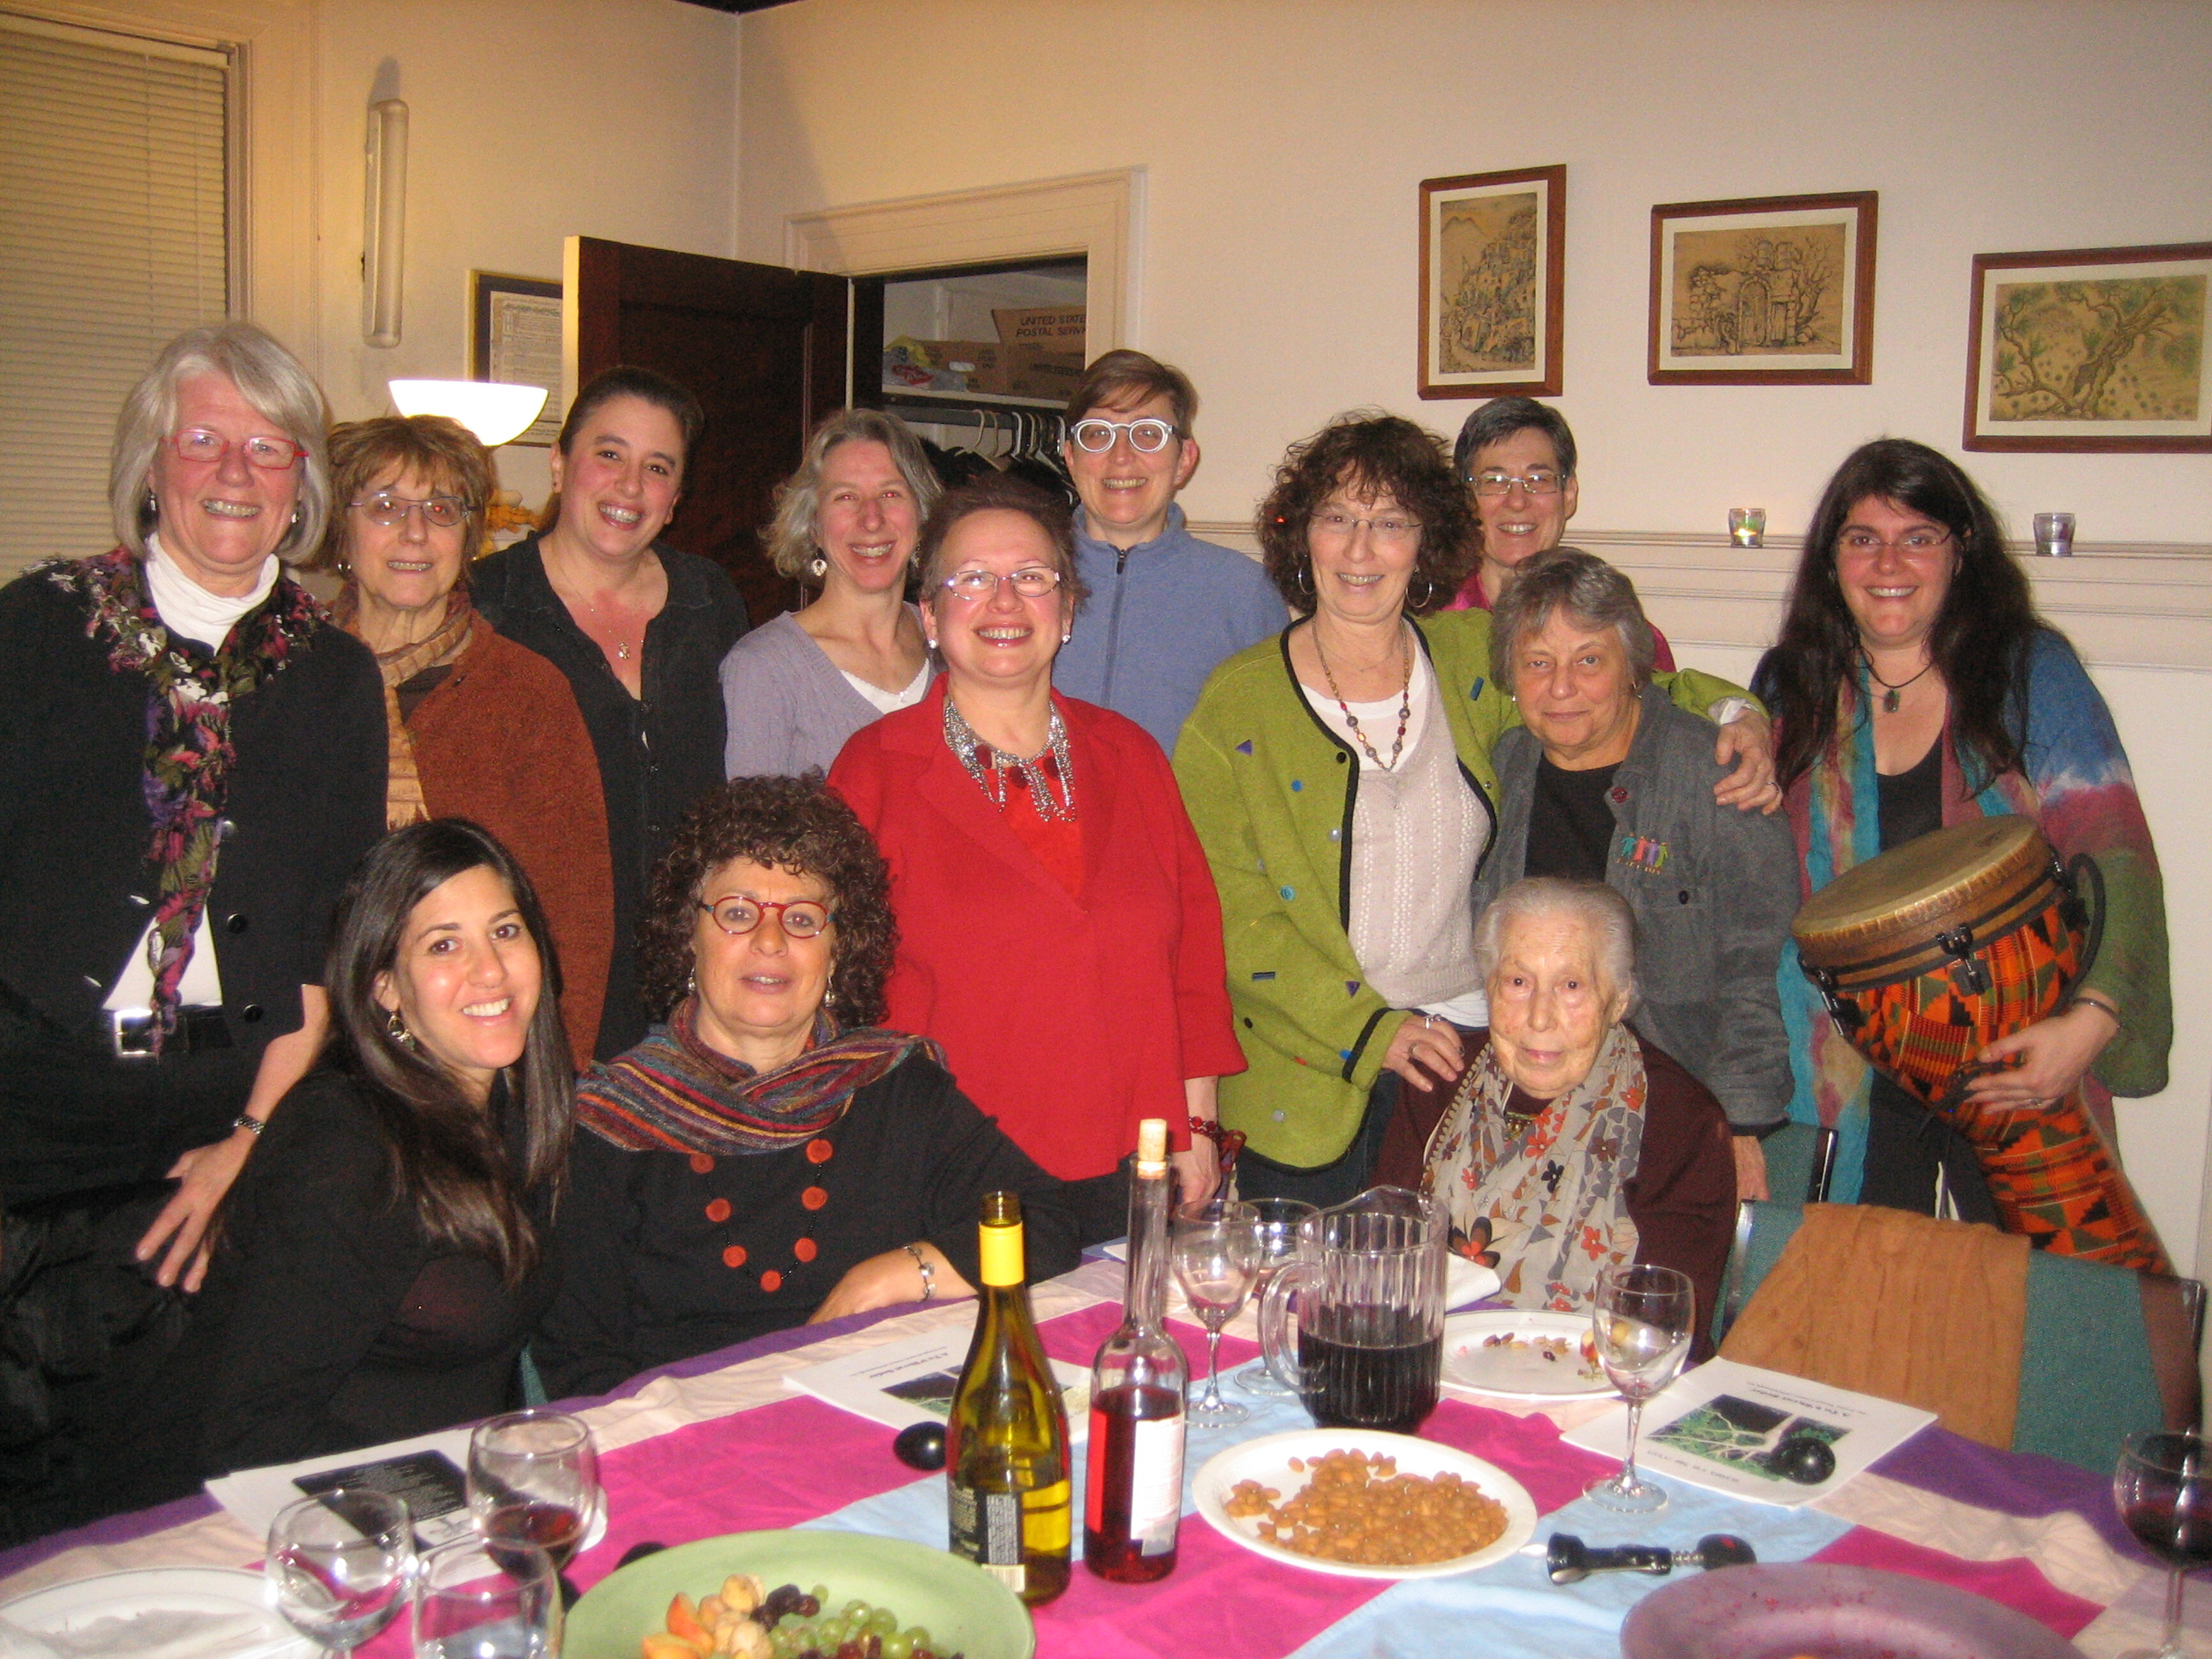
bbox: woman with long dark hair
[118,820,573,1504]
[1755,438,2170,1220]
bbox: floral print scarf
[1421,1022,1648,1313]
[44,546,324,1049]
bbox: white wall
[737,0,2212,549]
[307,0,741,502]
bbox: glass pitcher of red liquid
[1257,1185,1447,1435]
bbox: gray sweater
[1475,681,1797,1130]
[719,610,932,778]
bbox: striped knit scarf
[331,587,476,829]
[574,998,943,1155]
[41,546,323,1050]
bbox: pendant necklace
[1862,650,1934,714]
[1316,623,1412,769]
[943,696,1077,821]
[550,559,637,661]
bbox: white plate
[1440,1308,1616,1401]
[0,1567,311,1659]
[1191,1428,1538,1580]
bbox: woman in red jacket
[830,474,1244,1241]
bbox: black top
[125,1070,556,1499]
[533,1053,1079,1400]
[0,564,387,1204]
[1524,758,1621,882]
[1877,736,1944,850]
[470,537,748,1058]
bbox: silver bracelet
[903,1243,936,1302]
[232,1115,265,1138]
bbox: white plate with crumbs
[1441,1308,1615,1402]
[0,1567,311,1659]
[1191,1428,1536,1580]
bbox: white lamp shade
[387,380,548,447]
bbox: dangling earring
[809,556,828,579]
[143,489,160,522]
[1294,561,1314,600]
[386,1005,418,1050]
[1409,573,1435,610]
[686,969,697,999]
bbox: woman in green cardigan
[1174,416,1773,1205]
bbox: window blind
[0,14,230,579]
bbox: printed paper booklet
[1562,1358,1936,1505]
[783,1328,1091,1440]
[207,1428,479,1549]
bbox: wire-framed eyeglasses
[1469,468,1564,498]
[938,566,1064,602]
[1069,417,1179,453]
[697,895,835,938]
[351,492,470,528]
[1837,528,1953,560]
[168,428,308,470]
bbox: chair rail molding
[1187,523,2212,674]
[784,167,1139,359]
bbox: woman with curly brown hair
[532,773,1076,1396]
[1175,413,1770,1206]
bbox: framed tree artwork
[1648,191,1877,385]
[1964,242,2212,452]
[1418,164,1565,399]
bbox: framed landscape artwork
[1648,191,1877,385]
[1418,164,1565,399]
[1964,242,2212,452]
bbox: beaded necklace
[1315,623,1413,770]
[943,696,1077,821]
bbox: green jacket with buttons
[1173,610,1749,1169]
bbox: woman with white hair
[720,409,941,777]
[1415,878,1736,1346]
[0,322,386,1537]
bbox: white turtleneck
[101,535,276,1012]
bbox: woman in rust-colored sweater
[312,416,614,1068]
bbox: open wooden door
[566,236,847,626]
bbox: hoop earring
[1294,561,1314,600]
[808,556,828,579]
[1409,572,1435,609]
[386,1006,418,1050]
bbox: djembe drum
[1791,815,2168,1272]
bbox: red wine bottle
[1083,1120,1187,1581]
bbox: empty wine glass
[265,1487,415,1657]
[1586,1262,1695,1515]
[467,1410,601,1603]
[1171,1201,1260,1427]
[413,1537,561,1659]
[2113,1428,2212,1659]
[1236,1197,1318,1396]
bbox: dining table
[0,1254,2199,1658]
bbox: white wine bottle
[1083,1118,1187,1581]
[946,1190,1070,1605]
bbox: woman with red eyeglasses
[829,475,1246,1244]
[0,322,385,1541]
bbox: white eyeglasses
[1069,417,1179,453]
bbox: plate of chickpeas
[1192,1430,1537,1579]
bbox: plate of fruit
[563,1530,1033,1659]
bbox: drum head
[1793,817,2047,961]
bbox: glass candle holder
[1728,508,1767,548]
[2033,512,2076,557]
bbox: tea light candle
[1728,508,1767,549]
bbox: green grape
[868,1608,899,1636]
[841,1600,870,1625]
[810,1584,830,1607]
[879,1635,914,1659]
[900,1627,933,1655]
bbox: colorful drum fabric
[1793,817,2167,1272]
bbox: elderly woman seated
[1476,550,1798,1199]
[1417,878,1735,1343]
[533,773,1079,1399]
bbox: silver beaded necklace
[943,696,1077,821]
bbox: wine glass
[2113,1428,2212,1659]
[1586,1262,1695,1515]
[1171,1201,1260,1427]
[467,1410,601,1603]
[1236,1198,1317,1396]
[265,1487,415,1657]
[413,1537,562,1659]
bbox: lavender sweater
[719,610,933,778]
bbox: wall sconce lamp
[388,380,550,448]
[363,98,408,347]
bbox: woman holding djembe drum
[1756,439,2171,1265]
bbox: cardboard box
[992,306,1088,350]
[895,339,1084,403]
